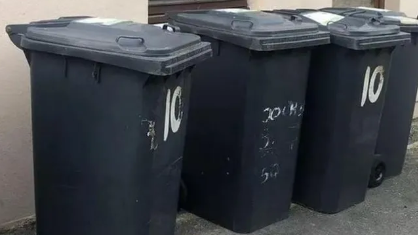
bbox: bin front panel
[182,38,249,228]
[237,48,310,232]
[376,34,418,177]
[30,51,191,235]
[294,45,393,213]
[182,37,312,233]
[148,68,193,235]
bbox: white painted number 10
[164,86,183,142]
[361,66,384,107]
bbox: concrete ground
[3,150,418,235]
[176,150,418,235]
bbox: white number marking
[361,66,384,107]
[261,163,280,184]
[263,101,304,123]
[164,86,183,141]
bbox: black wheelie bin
[319,7,418,188]
[167,9,330,233]
[268,9,410,213]
[6,17,212,235]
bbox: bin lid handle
[290,15,303,23]
[116,35,147,52]
[230,20,254,30]
[368,17,384,25]
[162,24,180,32]
[327,21,348,29]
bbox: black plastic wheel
[368,162,386,188]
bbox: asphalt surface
[3,150,418,235]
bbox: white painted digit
[361,66,371,107]
[170,86,182,133]
[164,89,171,142]
[164,86,183,142]
[260,163,280,184]
[361,65,384,107]
[261,168,269,184]
[368,66,384,103]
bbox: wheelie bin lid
[269,9,410,50]
[6,16,92,49]
[320,7,418,33]
[166,9,330,51]
[9,17,212,76]
[6,16,92,63]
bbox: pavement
[3,150,418,235]
[176,150,418,235]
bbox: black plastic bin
[6,17,212,235]
[269,9,410,213]
[319,7,418,187]
[167,9,330,233]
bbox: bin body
[168,9,330,233]
[7,18,212,235]
[270,10,410,213]
[378,35,418,177]
[295,45,393,213]
[320,7,418,179]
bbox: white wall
[0,0,148,225]
[386,0,418,18]
[399,0,418,17]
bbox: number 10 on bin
[164,86,183,141]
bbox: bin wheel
[178,179,188,212]
[368,162,386,188]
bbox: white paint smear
[357,7,390,12]
[386,16,418,25]
[76,17,127,25]
[303,11,344,26]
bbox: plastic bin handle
[231,20,254,30]
[162,24,180,32]
[368,17,384,25]
[116,35,147,52]
[290,15,303,23]
[327,21,348,29]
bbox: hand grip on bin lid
[116,35,147,52]
[289,15,304,23]
[230,20,254,30]
[162,24,180,32]
[18,17,212,75]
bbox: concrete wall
[0,0,148,225]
